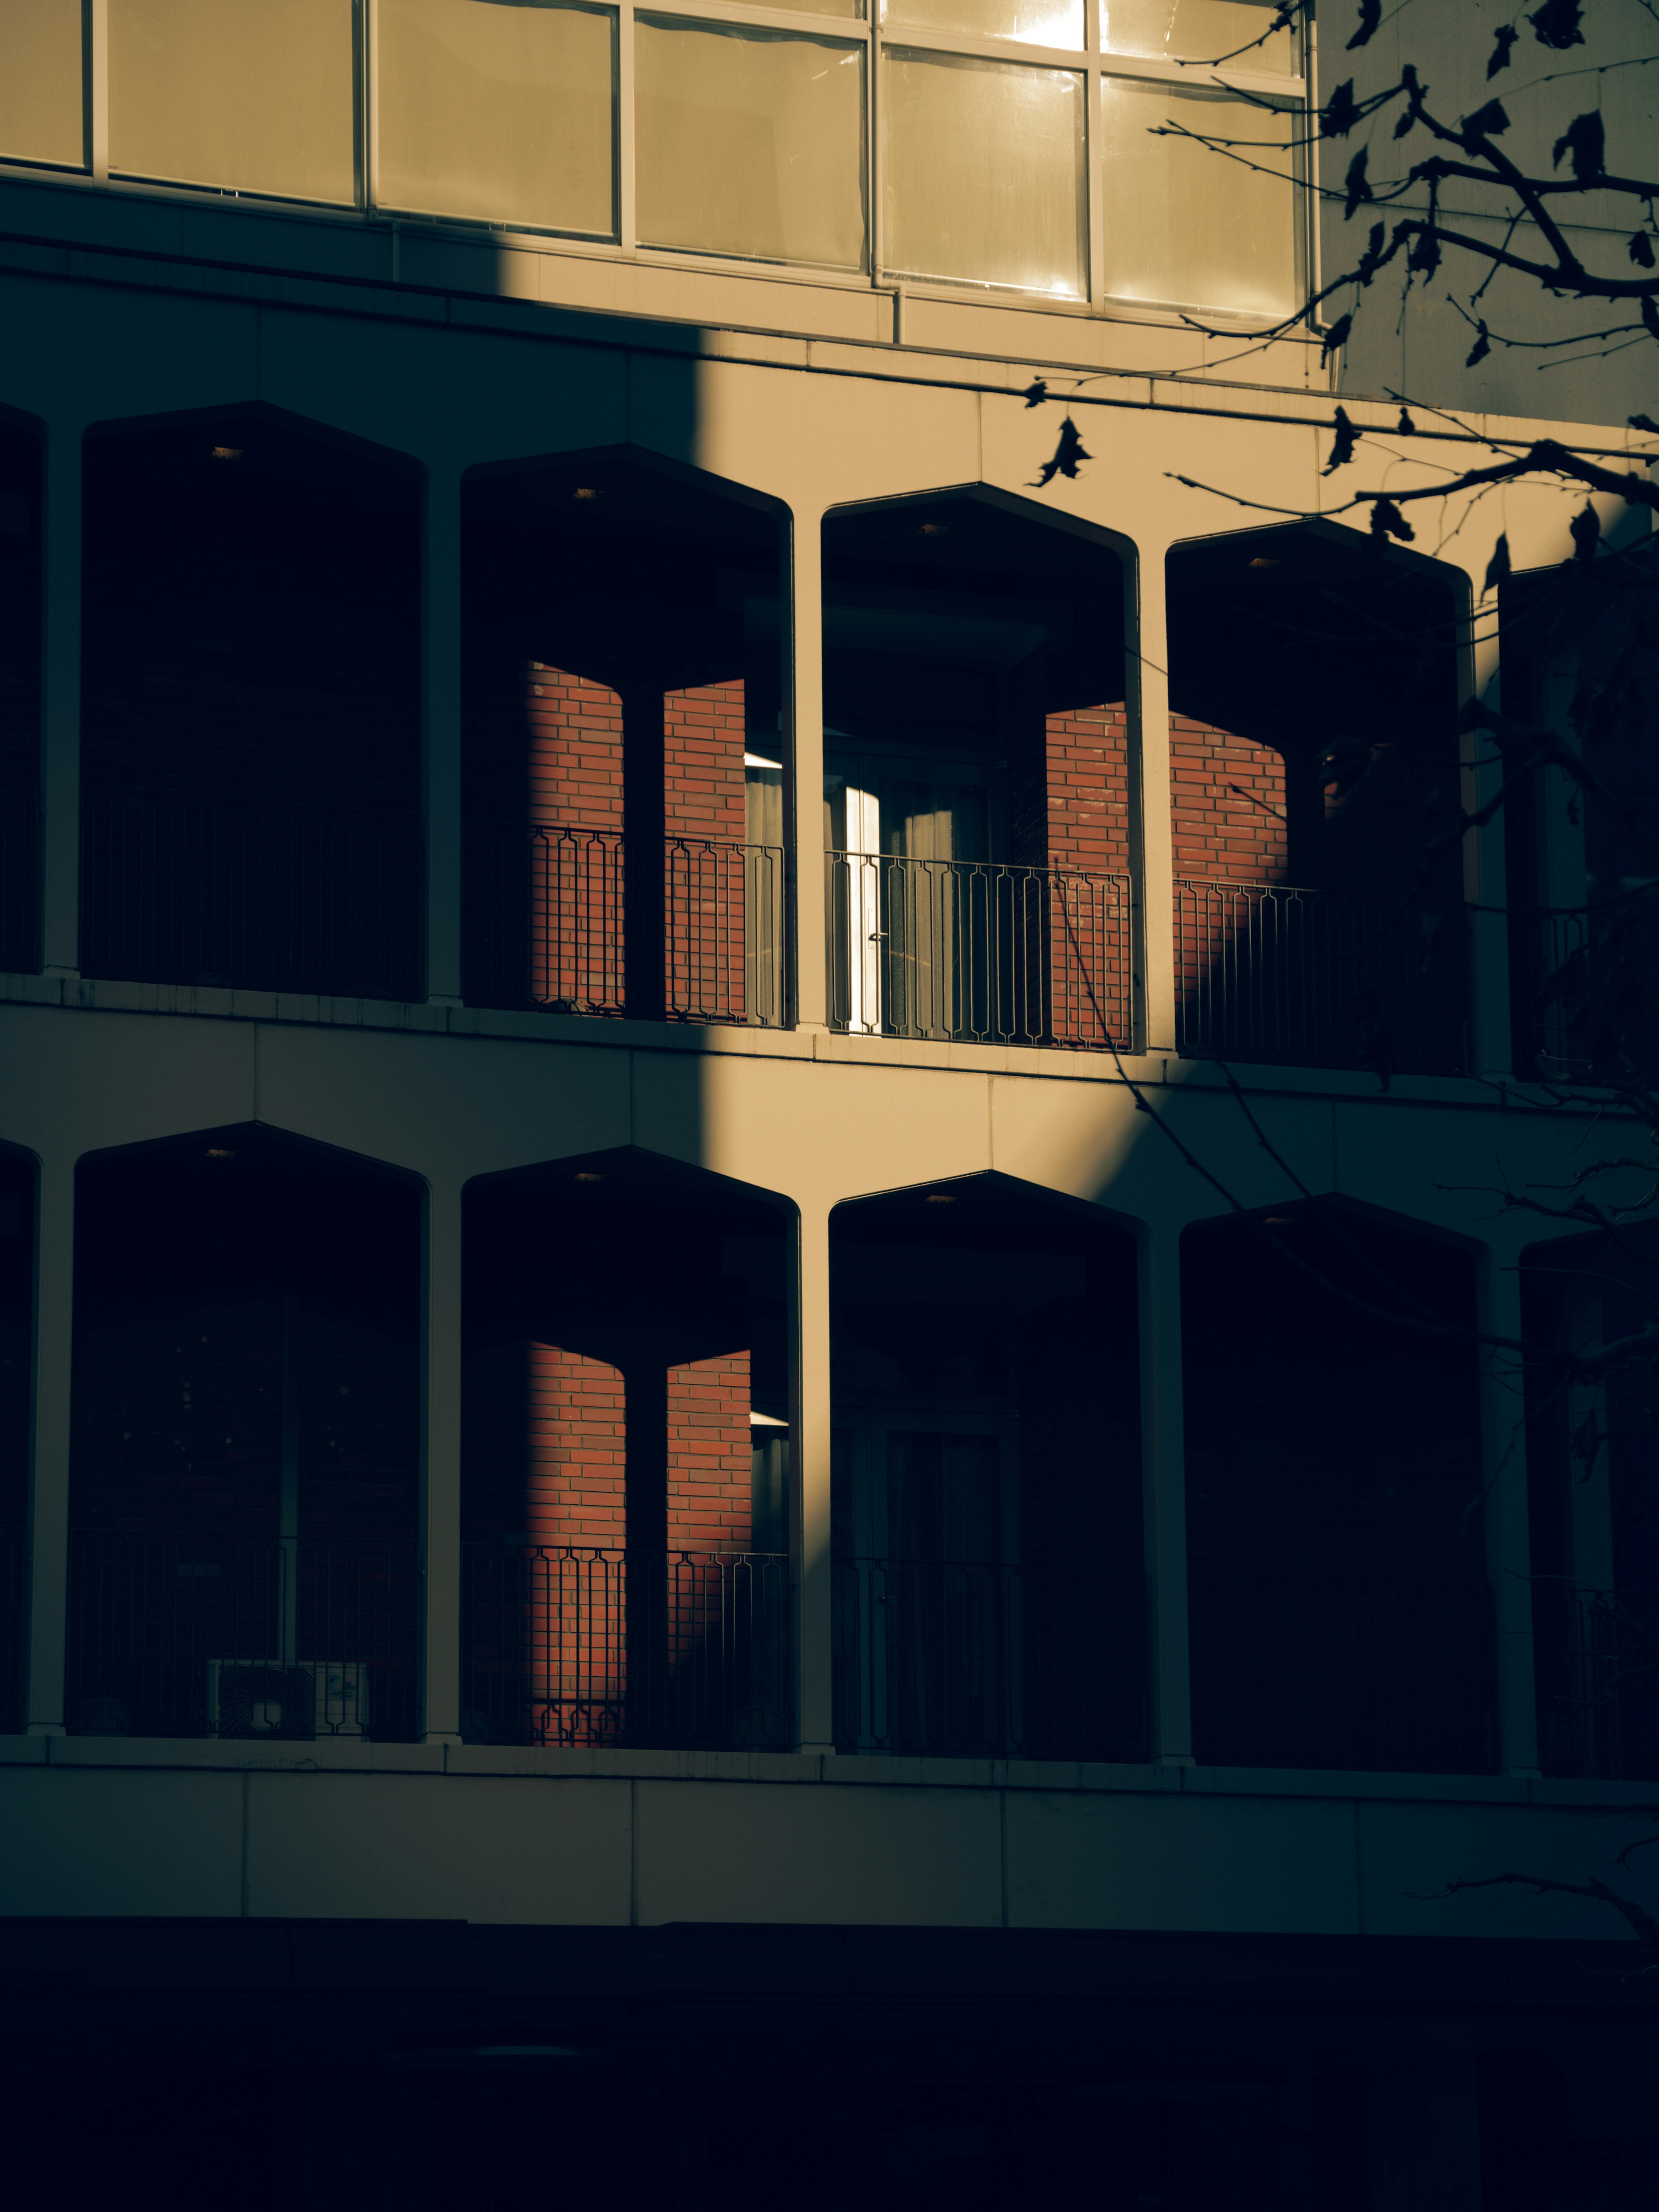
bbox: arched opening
[1166,524,1465,1077]
[1182,1202,1492,1771]
[819,489,1131,1051]
[0,1146,33,1732]
[461,450,787,1027]
[67,1127,422,1739]
[830,1173,1144,1759]
[461,1148,792,1748]
[1524,1224,1659,1778]
[1500,544,1659,1083]
[79,406,423,998]
[0,413,41,976]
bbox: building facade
[1,5,1657,2204]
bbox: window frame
[0,0,1312,327]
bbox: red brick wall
[1044,704,1131,876]
[1170,713,1288,884]
[664,681,746,844]
[525,665,624,830]
[667,1351,753,1551]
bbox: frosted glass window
[636,20,866,271]
[1100,79,1295,315]
[378,0,614,236]
[882,51,1084,298]
[885,0,1082,51]
[1102,0,1296,74]
[109,0,356,202]
[0,1,83,169]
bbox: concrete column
[420,1177,463,1745]
[1127,544,1176,1052]
[791,1199,833,1752]
[25,1156,74,1734]
[1140,1221,1194,1764]
[1462,575,1511,1076]
[423,464,464,1007]
[1482,1254,1539,1775]
[40,421,83,979]
[785,505,826,1030]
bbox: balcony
[826,854,1132,1050]
[461,1543,791,1749]
[463,823,785,1024]
[1175,880,1468,1077]
[0,1529,23,1732]
[0,782,36,974]
[65,1532,420,1740]
[82,788,425,1001]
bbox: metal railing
[0,781,38,974]
[1188,1573,1497,1773]
[463,822,785,1025]
[1513,903,1659,1083]
[65,1532,419,1739]
[1174,880,1468,1076]
[462,1544,792,1749]
[1537,1588,1659,1780]
[826,854,1132,1049]
[833,1556,1147,1761]
[82,787,424,999]
[0,1530,25,1732]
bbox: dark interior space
[1500,547,1659,1081]
[1182,1201,1491,1772]
[1526,1225,1659,1779]
[461,1146,791,1748]
[0,1147,32,1731]
[461,450,785,1019]
[79,405,423,996]
[1166,523,1462,900]
[819,493,1128,1045]
[67,1125,421,1740]
[0,416,40,975]
[830,1172,1144,1760]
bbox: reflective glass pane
[882,50,1084,297]
[636,19,866,270]
[885,0,1082,52]
[728,0,864,19]
[378,0,614,236]
[1100,79,1296,315]
[1102,0,1296,74]
[0,1,83,169]
[109,0,356,202]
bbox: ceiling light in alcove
[572,487,601,501]
[205,1147,237,1160]
[924,1193,956,1205]
[210,447,245,462]
[1247,556,1280,569]
[574,1171,604,1182]
[918,522,949,537]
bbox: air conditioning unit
[207,1661,370,1739]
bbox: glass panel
[0,1,83,169]
[886,0,1082,52]
[1100,79,1296,317]
[728,0,864,18]
[1106,0,1300,72]
[109,0,356,202]
[636,19,866,271]
[377,0,614,236]
[1102,0,1296,73]
[882,50,1084,297]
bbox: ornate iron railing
[1188,1571,1497,1773]
[825,853,1132,1049]
[0,781,38,975]
[833,1555,1146,1761]
[65,1531,419,1739]
[461,1543,792,1749]
[1511,901,1659,1083]
[1537,1587,1659,1780]
[464,823,785,1026]
[82,787,424,999]
[1174,880,1468,1076]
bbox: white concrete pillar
[25,1156,74,1734]
[1128,543,1176,1052]
[791,1199,833,1752]
[1140,1221,1193,1764]
[40,421,83,979]
[786,504,826,1031]
[420,1176,464,1744]
[1482,1254,1539,1775]
[423,464,464,1007]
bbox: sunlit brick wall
[1170,714,1288,883]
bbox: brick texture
[1170,713,1289,884]
[1043,704,1131,876]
